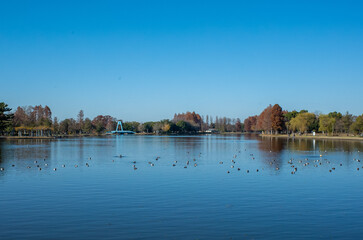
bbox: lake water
[0,135,363,240]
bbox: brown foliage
[270,104,284,132]
[173,111,203,128]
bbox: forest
[244,104,363,135]
[0,102,242,136]
[0,102,362,137]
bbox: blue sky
[1,0,362,121]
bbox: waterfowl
[53,168,57,171]
[219,162,223,164]
[75,165,78,168]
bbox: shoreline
[0,132,245,139]
[260,134,363,141]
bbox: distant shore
[260,134,363,141]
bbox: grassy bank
[261,134,363,141]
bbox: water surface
[0,135,362,239]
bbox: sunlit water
[0,135,362,240]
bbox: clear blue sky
[1,0,362,121]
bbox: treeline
[0,102,244,136]
[244,104,363,135]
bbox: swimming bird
[53,168,57,171]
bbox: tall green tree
[0,102,13,134]
[319,115,336,134]
[350,115,363,134]
[289,112,316,133]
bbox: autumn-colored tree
[256,105,272,133]
[244,115,258,132]
[173,111,203,130]
[92,115,116,133]
[270,104,284,133]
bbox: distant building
[205,129,218,133]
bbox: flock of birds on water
[0,149,361,175]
